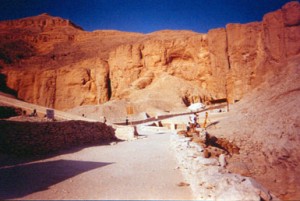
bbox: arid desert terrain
[0,1,299,200]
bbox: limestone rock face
[226,22,264,102]
[4,59,109,110]
[0,13,83,31]
[0,1,299,111]
[207,28,229,99]
[0,14,143,110]
[282,1,300,26]
[108,32,211,101]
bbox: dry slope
[207,55,300,200]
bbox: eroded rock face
[108,33,211,101]
[109,1,300,105]
[207,28,229,99]
[0,14,143,110]
[4,59,109,110]
[0,1,299,111]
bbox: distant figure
[194,113,198,123]
[187,113,197,131]
[29,109,37,117]
[189,113,196,124]
[125,116,129,125]
[195,113,200,128]
[82,114,85,117]
[202,112,209,128]
[103,116,107,124]
[187,122,191,132]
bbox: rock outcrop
[0,2,299,113]
[3,59,110,110]
[0,14,144,109]
[108,32,211,102]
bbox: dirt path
[0,94,96,122]
[0,127,193,200]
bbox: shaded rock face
[0,1,299,111]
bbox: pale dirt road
[0,94,96,122]
[0,128,193,200]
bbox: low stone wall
[114,125,138,141]
[0,120,116,156]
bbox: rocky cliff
[0,1,299,112]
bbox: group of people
[187,112,210,131]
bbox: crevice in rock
[224,28,231,70]
[107,73,112,100]
[0,73,17,97]
[181,96,191,107]
[51,73,57,108]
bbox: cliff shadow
[0,141,115,168]
[0,159,113,200]
[0,73,17,97]
[206,121,220,129]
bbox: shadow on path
[0,143,113,168]
[206,121,220,129]
[0,159,112,200]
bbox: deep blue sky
[0,0,295,33]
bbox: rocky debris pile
[177,126,240,157]
[0,120,116,156]
[170,132,278,201]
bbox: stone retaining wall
[0,120,116,156]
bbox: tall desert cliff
[0,2,299,112]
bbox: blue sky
[0,0,295,33]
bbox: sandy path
[0,127,192,200]
[0,94,96,121]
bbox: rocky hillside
[207,54,300,200]
[0,2,299,113]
